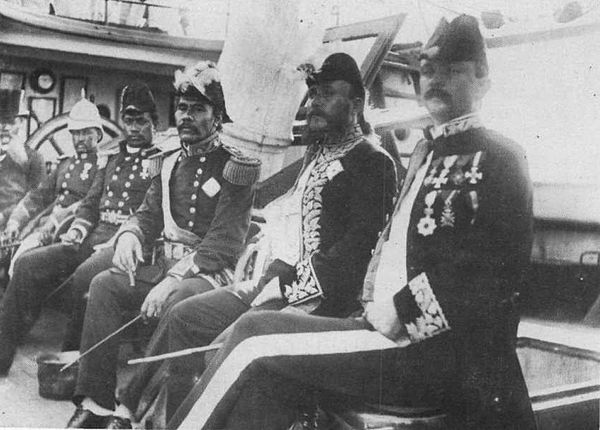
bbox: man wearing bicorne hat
[0,89,44,231]
[141,51,398,430]
[167,16,536,430]
[60,82,159,351]
[0,85,159,375]
[66,61,260,429]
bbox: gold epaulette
[222,144,261,186]
[142,147,179,178]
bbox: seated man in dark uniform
[0,89,44,231]
[167,17,537,430]
[61,83,160,351]
[3,96,104,259]
[116,52,398,427]
[66,61,260,429]
[0,84,158,373]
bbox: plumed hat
[304,52,365,99]
[0,89,20,123]
[120,82,156,114]
[173,61,231,123]
[420,14,487,69]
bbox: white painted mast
[218,0,328,179]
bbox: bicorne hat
[420,14,487,69]
[120,82,157,114]
[173,61,232,124]
[305,52,365,100]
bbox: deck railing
[4,0,226,36]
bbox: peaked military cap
[305,52,365,99]
[120,82,157,114]
[420,14,488,68]
[0,89,21,123]
[173,61,232,123]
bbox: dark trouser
[168,312,454,430]
[62,247,115,351]
[0,223,116,374]
[74,268,216,410]
[165,290,285,421]
[118,260,292,420]
[169,311,536,430]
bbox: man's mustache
[177,123,199,133]
[423,88,452,102]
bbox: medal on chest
[465,151,483,184]
[440,189,458,228]
[80,162,93,181]
[432,155,458,189]
[417,190,439,236]
[140,159,150,180]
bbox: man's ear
[475,76,491,101]
[96,128,104,143]
[352,97,364,116]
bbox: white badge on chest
[202,177,221,197]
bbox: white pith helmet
[67,89,103,139]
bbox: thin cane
[60,314,143,372]
[127,343,223,365]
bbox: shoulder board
[57,154,71,161]
[141,145,161,158]
[222,144,261,186]
[96,155,109,169]
[141,156,163,178]
[147,148,180,160]
[98,146,122,157]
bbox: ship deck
[0,308,139,429]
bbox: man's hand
[364,299,403,340]
[112,232,144,273]
[4,220,20,240]
[140,276,179,320]
[60,228,83,245]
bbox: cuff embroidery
[283,256,323,305]
[402,273,450,342]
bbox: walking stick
[41,273,75,305]
[60,314,143,372]
[127,343,223,365]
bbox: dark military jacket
[274,126,398,318]
[8,152,101,232]
[69,142,158,243]
[119,133,260,276]
[364,125,536,429]
[0,147,44,226]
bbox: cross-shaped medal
[465,166,482,184]
[432,173,448,189]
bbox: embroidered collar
[430,113,483,139]
[316,124,363,158]
[321,124,362,147]
[180,132,220,158]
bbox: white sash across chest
[161,151,202,245]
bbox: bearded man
[66,61,260,429]
[168,17,536,430]
[117,52,397,428]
